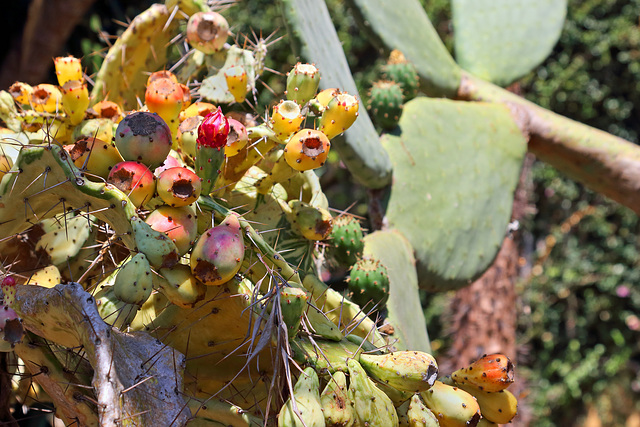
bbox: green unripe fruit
[327,215,364,267]
[279,285,309,339]
[113,253,153,306]
[383,49,419,101]
[407,393,439,427]
[348,358,399,426]
[320,371,356,426]
[359,351,438,393]
[289,200,333,241]
[278,367,325,427]
[347,258,390,310]
[368,80,404,131]
[286,63,321,106]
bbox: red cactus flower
[197,107,229,149]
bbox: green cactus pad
[281,0,392,189]
[368,80,404,131]
[452,0,567,87]
[363,229,430,352]
[381,98,526,291]
[346,0,461,97]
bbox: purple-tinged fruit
[1,276,16,307]
[107,161,156,207]
[145,205,197,255]
[186,11,229,54]
[156,167,201,207]
[190,214,244,286]
[115,111,172,168]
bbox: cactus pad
[381,98,526,291]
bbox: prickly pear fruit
[476,419,498,427]
[270,100,304,141]
[224,65,249,103]
[0,154,13,179]
[91,100,124,123]
[30,84,62,113]
[278,367,325,427]
[407,393,439,427]
[289,200,333,241]
[147,70,178,86]
[177,115,202,158]
[156,167,202,208]
[451,354,515,392]
[115,112,172,168]
[186,11,229,54]
[72,118,115,143]
[9,82,33,105]
[71,137,124,180]
[320,371,356,427]
[286,63,321,106]
[420,381,481,427]
[54,56,83,86]
[375,381,413,407]
[180,101,216,122]
[284,129,331,171]
[131,216,180,269]
[107,161,156,208]
[454,383,518,424]
[279,286,309,339]
[190,213,244,286]
[383,50,419,101]
[154,264,206,308]
[145,77,184,137]
[316,88,339,108]
[318,92,359,140]
[94,282,138,329]
[1,276,16,307]
[26,265,62,288]
[347,258,390,310]
[195,108,229,195]
[0,304,23,348]
[61,80,90,125]
[224,118,248,157]
[368,80,403,131]
[113,253,153,306]
[145,205,198,255]
[326,215,364,267]
[154,152,184,176]
[359,351,438,393]
[347,358,399,427]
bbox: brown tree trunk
[0,0,97,89]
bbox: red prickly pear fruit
[91,100,124,123]
[283,129,331,171]
[115,111,172,169]
[156,167,202,207]
[286,63,321,106]
[9,82,33,105]
[107,161,156,208]
[269,100,303,140]
[190,214,244,286]
[224,65,248,103]
[145,205,198,255]
[30,84,62,113]
[145,77,184,137]
[71,137,124,180]
[318,92,359,139]
[147,70,178,86]
[186,11,229,54]
[224,118,248,157]
[451,354,515,392]
[61,80,90,125]
[1,276,16,307]
[54,56,83,86]
[179,101,216,122]
[0,304,23,346]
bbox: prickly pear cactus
[368,80,404,131]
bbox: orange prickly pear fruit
[156,167,202,208]
[270,100,304,141]
[283,129,331,171]
[451,354,515,392]
[54,56,83,86]
[61,80,90,125]
[145,77,184,137]
[224,65,249,103]
[91,100,124,123]
[318,92,359,139]
[30,84,62,113]
[147,70,178,85]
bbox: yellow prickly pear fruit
[318,92,359,139]
[179,101,216,122]
[283,129,331,172]
[224,118,249,157]
[270,100,303,140]
[320,371,356,427]
[113,253,154,306]
[454,383,518,424]
[26,265,62,288]
[54,56,83,86]
[451,353,515,392]
[154,264,206,308]
[316,88,339,108]
[359,351,439,393]
[0,154,13,179]
[30,84,62,113]
[347,358,399,426]
[8,82,33,105]
[288,200,333,241]
[224,65,249,103]
[407,393,439,427]
[61,80,90,125]
[476,418,498,427]
[91,100,124,123]
[286,63,321,106]
[420,381,481,427]
[278,367,325,427]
